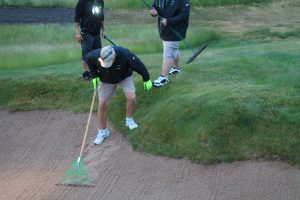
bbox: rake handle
[103,35,117,46]
[79,89,97,158]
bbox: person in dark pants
[87,46,153,145]
[74,0,106,81]
[150,0,190,87]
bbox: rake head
[57,157,94,187]
[186,43,208,64]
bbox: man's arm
[150,0,158,17]
[167,0,190,26]
[101,21,106,37]
[74,0,84,42]
[100,0,106,37]
[126,52,150,82]
[151,0,159,10]
[87,57,99,79]
[74,22,81,42]
[87,49,102,79]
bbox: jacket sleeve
[87,49,102,78]
[152,0,158,10]
[167,0,190,26]
[100,0,105,22]
[87,57,99,79]
[74,0,84,23]
[126,52,150,82]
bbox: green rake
[57,90,97,187]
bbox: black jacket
[152,0,190,41]
[74,0,104,36]
[87,47,150,84]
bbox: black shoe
[82,71,91,81]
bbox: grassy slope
[0,2,299,165]
[0,23,216,68]
[0,24,79,69]
[1,37,299,165]
[110,40,300,164]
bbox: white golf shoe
[94,129,110,145]
[169,67,181,75]
[153,75,169,87]
[125,117,138,130]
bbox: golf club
[141,0,207,64]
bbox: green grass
[0,4,299,166]
[0,24,219,69]
[0,0,75,7]
[0,24,79,69]
[108,24,219,53]
[109,40,300,165]
[244,28,300,40]
[1,0,297,8]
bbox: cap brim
[100,60,113,68]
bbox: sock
[98,128,107,133]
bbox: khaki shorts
[97,75,136,102]
[163,41,180,60]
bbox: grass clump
[0,73,93,112]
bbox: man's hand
[101,31,106,38]
[144,80,153,91]
[75,32,81,43]
[75,23,82,43]
[92,77,100,90]
[160,18,167,26]
[150,8,157,17]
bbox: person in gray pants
[150,0,190,87]
[87,46,153,145]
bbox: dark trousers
[81,32,102,61]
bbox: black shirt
[87,47,150,84]
[74,0,104,36]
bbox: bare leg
[162,59,174,76]
[125,92,136,118]
[174,55,180,68]
[98,101,109,130]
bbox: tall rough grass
[109,40,300,165]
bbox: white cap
[99,46,116,68]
